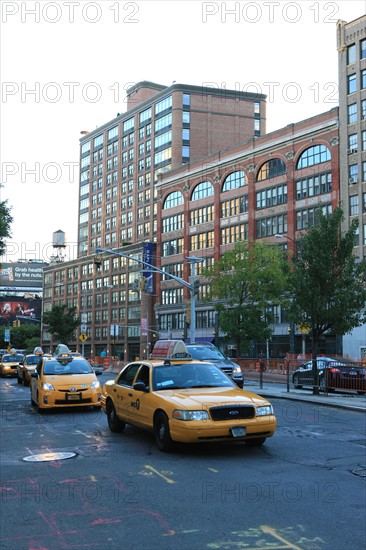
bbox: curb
[255,390,366,412]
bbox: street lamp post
[96,247,203,345]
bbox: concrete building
[337,15,366,360]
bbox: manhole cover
[23,452,77,462]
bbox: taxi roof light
[150,340,192,361]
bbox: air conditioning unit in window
[347,147,357,154]
[349,177,358,184]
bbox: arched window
[257,158,286,181]
[296,145,331,169]
[163,191,184,209]
[222,171,245,192]
[191,181,214,200]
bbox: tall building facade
[337,16,366,360]
[78,81,266,258]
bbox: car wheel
[154,411,173,452]
[106,400,125,433]
[293,374,302,389]
[319,376,328,392]
[245,437,266,446]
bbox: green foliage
[0,193,13,257]
[43,304,81,345]
[204,241,287,355]
[290,206,366,353]
[0,323,40,352]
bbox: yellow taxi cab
[0,351,24,377]
[30,352,102,411]
[101,340,276,452]
[17,354,42,386]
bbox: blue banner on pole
[143,242,155,293]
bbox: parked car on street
[185,342,244,388]
[101,340,275,452]
[292,357,359,392]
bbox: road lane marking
[144,464,176,484]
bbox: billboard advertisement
[0,296,42,325]
[0,262,47,291]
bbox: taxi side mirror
[31,372,39,378]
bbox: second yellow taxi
[30,352,102,411]
[101,340,276,452]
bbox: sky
[1,0,365,263]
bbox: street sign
[81,324,87,333]
[299,324,310,334]
[79,333,88,342]
[4,329,10,342]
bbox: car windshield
[26,355,41,365]
[3,355,23,362]
[153,362,234,391]
[44,359,94,375]
[186,345,226,361]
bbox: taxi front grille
[210,405,255,421]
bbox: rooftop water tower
[50,230,66,262]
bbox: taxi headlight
[91,380,101,389]
[256,405,273,416]
[173,410,209,421]
[41,382,54,391]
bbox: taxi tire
[154,412,173,452]
[106,400,125,432]
[293,374,302,389]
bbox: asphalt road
[1,373,365,550]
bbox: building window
[348,103,357,124]
[296,145,331,169]
[296,205,332,230]
[163,191,184,209]
[162,238,184,257]
[349,195,359,216]
[256,184,288,209]
[182,93,190,107]
[256,214,287,237]
[221,224,248,244]
[191,181,214,200]
[222,170,246,191]
[123,117,134,133]
[221,196,248,217]
[155,131,172,149]
[161,288,183,305]
[361,39,366,60]
[182,111,190,124]
[257,158,286,181]
[347,74,356,94]
[190,205,215,225]
[349,164,359,183]
[362,161,366,183]
[162,214,184,233]
[361,69,366,90]
[140,107,151,124]
[347,44,356,64]
[348,134,358,152]
[155,95,172,115]
[296,172,331,199]
[190,231,214,251]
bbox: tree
[0,192,13,257]
[289,206,366,394]
[204,241,287,357]
[43,304,81,345]
[1,323,41,351]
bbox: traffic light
[94,255,102,268]
[12,320,20,328]
[193,279,200,295]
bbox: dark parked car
[292,357,363,392]
[185,342,244,388]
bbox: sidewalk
[245,379,366,412]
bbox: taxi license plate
[231,426,246,438]
[66,393,81,401]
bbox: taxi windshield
[44,359,94,376]
[153,362,234,391]
[3,355,23,362]
[26,355,41,365]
